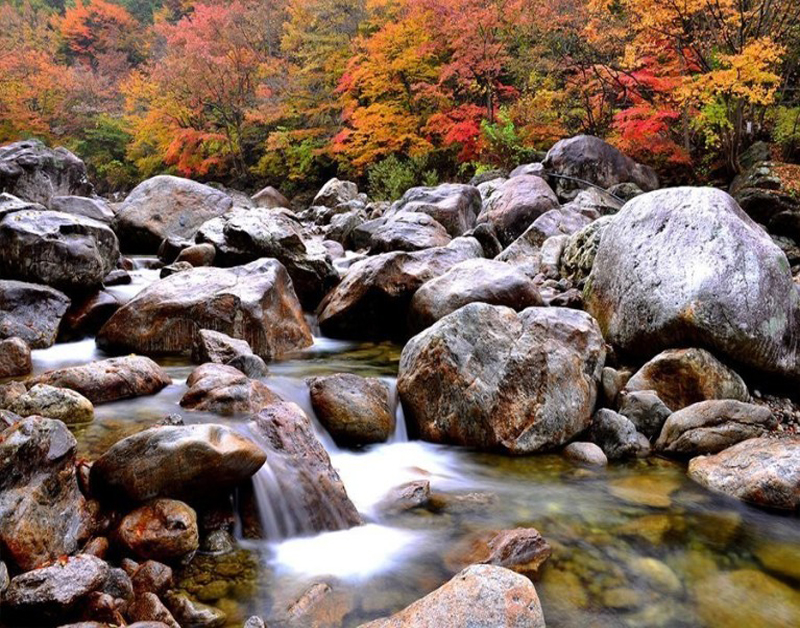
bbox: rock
[753,540,800,582]
[157,235,193,264]
[398,303,605,453]
[0,280,70,348]
[112,175,233,252]
[0,140,92,206]
[609,475,680,508]
[563,442,608,466]
[2,555,108,621]
[191,329,256,364]
[378,480,431,514]
[0,417,91,571]
[180,363,279,415]
[195,207,338,308]
[51,195,114,223]
[624,348,749,411]
[695,569,800,628]
[97,259,312,360]
[543,135,658,199]
[163,591,226,628]
[608,182,645,202]
[359,564,546,628]
[688,436,800,510]
[369,212,451,253]
[160,261,193,278]
[5,383,94,425]
[225,353,269,379]
[115,499,199,562]
[128,592,180,628]
[508,207,592,250]
[131,561,174,595]
[0,210,119,291]
[627,557,682,594]
[274,581,353,628]
[391,183,482,237]
[91,423,267,503]
[446,528,552,576]
[585,187,800,381]
[175,242,216,267]
[59,290,121,341]
[308,373,394,446]
[33,355,171,404]
[244,617,267,628]
[509,163,545,178]
[248,402,362,534]
[327,209,368,248]
[476,175,560,245]
[313,178,360,207]
[467,221,503,257]
[558,215,613,283]
[318,240,482,340]
[0,191,44,219]
[0,336,31,378]
[589,408,650,460]
[408,258,543,332]
[617,390,673,440]
[252,185,290,209]
[655,400,776,456]
[600,366,630,406]
[731,161,800,239]
[103,268,131,286]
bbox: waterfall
[384,377,409,444]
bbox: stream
[28,263,800,627]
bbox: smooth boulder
[180,363,279,415]
[0,336,31,378]
[97,259,312,361]
[392,184,482,237]
[51,195,115,223]
[115,499,199,562]
[477,175,560,245]
[398,303,605,454]
[5,383,94,425]
[369,212,451,253]
[0,280,70,349]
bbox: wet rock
[175,242,216,267]
[274,582,353,628]
[127,592,180,628]
[391,183,482,237]
[627,556,682,595]
[543,135,658,200]
[97,259,312,360]
[6,383,94,425]
[115,499,198,562]
[0,560,8,594]
[159,261,193,278]
[225,353,269,379]
[589,408,650,459]
[163,591,226,628]
[558,215,613,284]
[476,175,559,245]
[103,268,131,286]
[369,212,451,253]
[609,475,680,508]
[585,187,800,381]
[51,195,114,223]
[249,402,362,534]
[695,569,800,628]
[563,442,608,467]
[91,423,267,503]
[688,436,800,510]
[308,373,394,446]
[112,175,233,253]
[359,564,546,628]
[59,290,121,341]
[0,336,31,378]
[2,555,108,622]
[0,417,92,571]
[0,279,70,348]
[378,480,431,514]
[398,304,605,453]
[624,348,750,411]
[180,363,279,415]
[33,355,171,404]
[313,178,361,208]
[754,540,800,582]
[617,390,673,440]
[131,561,174,595]
[191,329,256,365]
[0,210,119,292]
[318,240,482,340]
[447,528,552,577]
[656,400,776,456]
[408,258,543,333]
[0,140,92,206]
[252,185,290,209]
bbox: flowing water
[28,264,800,627]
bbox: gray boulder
[392,184,482,237]
[313,178,360,208]
[477,175,559,245]
[50,195,114,223]
[251,185,290,209]
[617,390,673,440]
[589,408,650,460]
[0,280,70,348]
[369,212,451,253]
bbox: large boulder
[688,436,800,510]
[559,215,613,284]
[0,417,92,571]
[248,402,362,536]
[5,384,94,425]
[477,175,559,245]
[655,400,776,456]
[585,187,800,380]
[97,259,312,361]
[112,175,233,252]
[251,185,290,209]
[180,363,279,415]
[318,239,482,340]
[730,161,800,240]
[359,564,546,628]
[0,280,70,348]
[308,373,395,446]
[90,423,267,503]
[0,336,31,378]
[51,195,115,223]
[313,178,360,208]
[369,212,451,253]
[408,258,542,332]
[0,140,92,206]
[391,184,482,237]
[0,210,119,292]
[33,356,171,404]
[398,303,606,454]
[543,135,658,199]
[624,348,750,411]
[195,207,338,308]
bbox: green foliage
[480,109,540,170]
[71,114,139,192]
[773,106,800,159]
[367,154,439,201]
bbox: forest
[2,0,799,198]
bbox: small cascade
[383,377,409,444]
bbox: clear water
[24,265,800,627]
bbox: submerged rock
[398,303,605,453]
[0,279,70,348]
[97,259,312,360]
[91,423,267,503]
[359,564,546,628]
[446,528,552,577]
